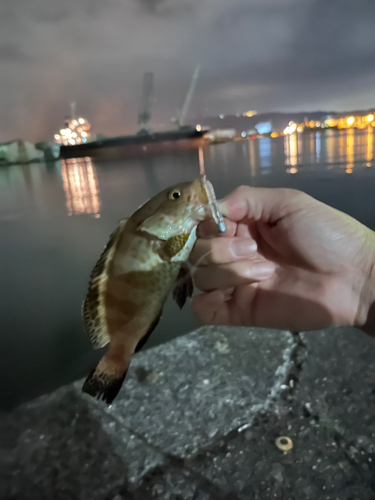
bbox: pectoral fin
[159,234,191,260]
[172,264,194,309]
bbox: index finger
[218,186,303,223]
[198,218,237,239]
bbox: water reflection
[198,147,205,175]
[248,139,257,178]
[316,132,321,162]
[327,130,335,165]
[259,138,271,173]
[60,158,100,217]
[287,166,298,174]
[309,134,315,159]
[280,128,374,171]
[346,128,354,174]
[284,133,298,167]
[0,162,46,192]
[367,127,373,166]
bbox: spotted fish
[82,176,224,404]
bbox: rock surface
[1,325,375,499]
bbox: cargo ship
[57,67,208,160]
[59,126,207,159]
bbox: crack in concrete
[288,333,375,489]
[128,332,305,498]
[99,331,309,498]
[302,407,375,488]
[104,413,237,500]
[279,331,307,401]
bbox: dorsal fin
[82,218,128,348]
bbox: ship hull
[59,128,207,159]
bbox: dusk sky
[2,0,375,142]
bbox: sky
[1,0,375,142]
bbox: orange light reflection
[366,127,373,166]
[346,128,354,174]
[61,158,101,216]
[285,133,298,167]
[198,148,205,176]
[249,140,256,178]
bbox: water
[1,128,375,409]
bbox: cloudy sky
[1,0,375,142]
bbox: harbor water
[1,128,375,409]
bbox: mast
[70,102,77,121]
[138,72,153,133]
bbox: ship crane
[137,72,154,134]
[172,64,201,129]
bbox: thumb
[219,186,299,224]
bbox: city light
[196,124,202,131]
[241,131,247,137]
[243,110,257,117]
[283,122,297,135]
[324,113,375,130]
[325,117,338,128]
[54,117,92,146]
[347,116,355,126]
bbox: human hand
[190,186,375,332]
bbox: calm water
[1,128,375,409]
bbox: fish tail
[82,353,129,405]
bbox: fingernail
[231,238,258,257]
[250,262,276,280]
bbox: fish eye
[168,189,181,200]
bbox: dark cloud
[0,43,32,62]
[0,0,107,26]
[290,0,375,80]
[1,0,375,141]
[138,0,166,14]
[136,0,197,17]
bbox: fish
[81,175,225,404]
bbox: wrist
[355,234,375,335]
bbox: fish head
[137,177,212,239]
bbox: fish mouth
[193,203,207,221]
